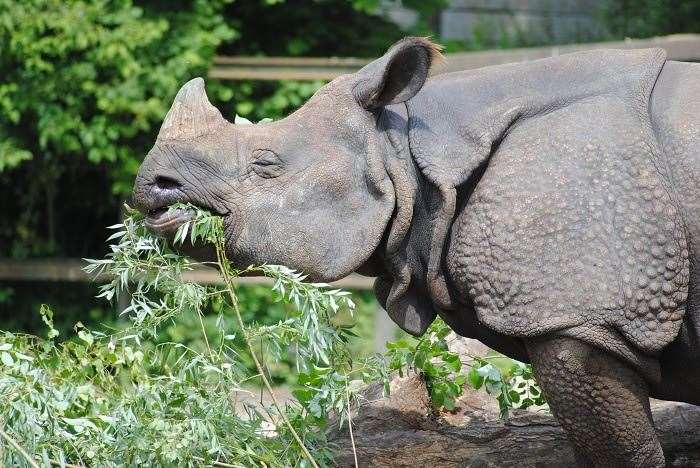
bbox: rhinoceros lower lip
[145,207,194,237]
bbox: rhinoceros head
[133,37,441,282]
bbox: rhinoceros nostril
[154,175,182,191]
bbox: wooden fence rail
[210,56,369,81]
[0,259,392,351]
[209,34,700,81]
[0,258,375,290]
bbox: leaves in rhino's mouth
[145,202,220,241]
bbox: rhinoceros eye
[251,149,283,179]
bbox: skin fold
[133,38,700,467]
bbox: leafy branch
[385,319,546,417]
[0,202,542,466]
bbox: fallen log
[329,371,700,467]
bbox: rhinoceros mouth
[145,206,194,239]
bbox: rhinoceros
[133,37,700,467]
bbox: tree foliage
[601,0,700,39]
[0,0,235,259]
[0,205,386,466]
[386,319,545,417]
[0,0,234,185]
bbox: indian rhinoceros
[133,37,700,467]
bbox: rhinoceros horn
[157,77,228,140]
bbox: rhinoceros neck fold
[370,102,460,336]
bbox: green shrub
[0,0,235,262]
[0,0,233,186]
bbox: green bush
[601,0,700,39]
[386,319,546,417]
[157,284,379,386]
[0,0,233,184]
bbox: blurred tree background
[0,0,697,353]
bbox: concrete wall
[382,0,610,46]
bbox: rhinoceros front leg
[526,336,664,468]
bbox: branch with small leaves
[385,319,546,417]
[0,201,540,466]
[0,204,385,467]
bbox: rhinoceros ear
[354,37,443,111]
[158,77,228,140]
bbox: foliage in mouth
[141,202,225,263]
[143,203,224,249]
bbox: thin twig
[346,381,359,468]
[192,455,238,467]
[215,244,319,468]
[0,427,40,468]
[197,309,213,359]
[49,459,84,468]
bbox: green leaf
[1,351,14,366]
[453,373,467,387]
[78,330,94,346]
[442,352,461,372]
[468,366,484,389]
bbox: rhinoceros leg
[526,336,664,468]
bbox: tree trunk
[329,372,700,467]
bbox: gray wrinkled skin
[133,38,700,467]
